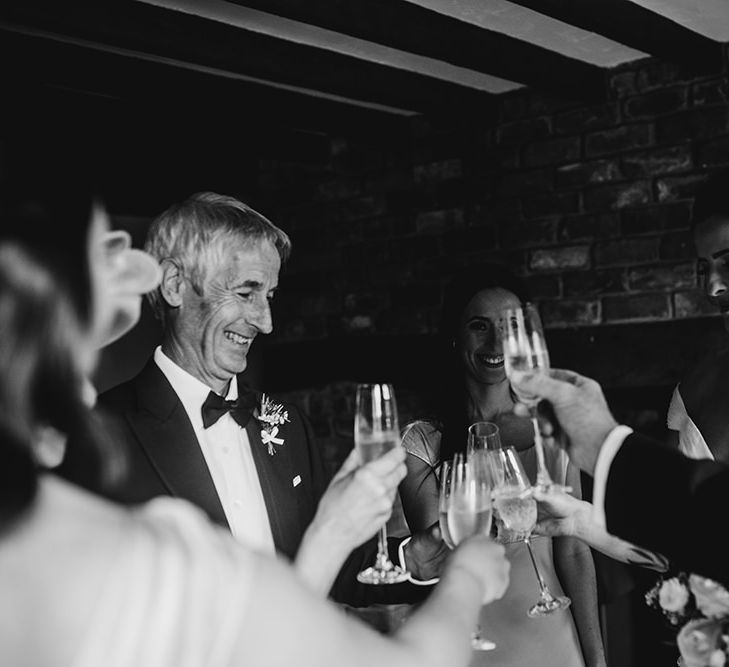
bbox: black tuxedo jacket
[93,359,324,561]
[604,431,729,589]
[61,359,429,607]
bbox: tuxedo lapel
[126,360,229,528]
[246,411,300,558]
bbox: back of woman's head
[0,138,100,524]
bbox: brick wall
[247,54,729,457]
[91,53,729,470]
[263,57,729,346]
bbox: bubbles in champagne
[493,490,536,536]
[356,435,399,463]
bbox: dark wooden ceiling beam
[0,0,497,118]
[229,0,609,101]
[507,0,723,74]
[0,26,416,140]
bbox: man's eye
[697,262,707,276]
[237,292,252,300]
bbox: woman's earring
[451,339,456,349]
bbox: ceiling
[1,0,729,132]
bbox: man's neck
[159,339,231,395]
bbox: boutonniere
[257,393,290,456]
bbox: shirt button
[223,447,230,454]
[233,499,242,507]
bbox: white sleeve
[590,425,634,529]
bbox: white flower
[257,394,290,456]
[650,572,729,667]
[710,649,726,667]
[659,577,690,613]
[678,618,724,667]
[691,576,729,619]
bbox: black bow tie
[201,387,258,429]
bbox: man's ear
[159,259,185,308]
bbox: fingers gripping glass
[354,383,409,585]
[441,454,496,651]
[501,303,569,493]
[487,446,571,618]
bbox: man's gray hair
[145,192,291,324]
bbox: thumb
[510,369,572,404]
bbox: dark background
[4,37,729,461]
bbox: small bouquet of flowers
[257,393,290,456]
[646,572,729,666]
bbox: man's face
[173,237,280,389]
[694,215,729,332]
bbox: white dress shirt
[154,346,275,554]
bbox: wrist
[306,516,352,558]
[295,525,349,596]
[570,501,596,542]
[586,418,619,472]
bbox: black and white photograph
[2,2,729,666]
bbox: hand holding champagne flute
[501,303,570,492]
[353,382,409,585]
[443,453,496,650]
[488,446,571,617]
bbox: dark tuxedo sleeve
[605,432,729,588]
[57,383,170,503]
[292,408,431,607]
[327,535,433,608]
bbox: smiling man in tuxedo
[65,192,444,606]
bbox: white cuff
[591,425,633,529]
[398,536,439,586]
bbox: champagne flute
[488,446,571,617]
[354,382,409,585]
[438,459,456,550]
[467,421,501,458]
[444,453,496,651]
[501,302,569,492]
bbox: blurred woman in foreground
[0,152,509,666]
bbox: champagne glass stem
[524,535,571,617]
[524,535,549,596]
[375,526,389,567]
[528,406,553,489]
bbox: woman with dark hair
[0,149,510,665]
[399,263,605,667]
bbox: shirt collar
[153,346,238,424]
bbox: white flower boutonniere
[257,394,290,456]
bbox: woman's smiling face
[457,287,522,385]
